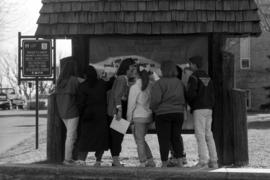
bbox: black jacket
[77,79,109,152]
[186,70,215,112]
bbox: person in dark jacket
[186,56,218,168]
[107,58,137,166]
[76,65,110,166]
[150,60,186,168]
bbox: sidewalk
[0,113,270,168]
[0,164,270,180]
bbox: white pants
[62,117,79,161]
[132,122,153,163]
[193,109,218,164]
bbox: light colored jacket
[127,79,152,123]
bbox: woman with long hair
[167,65,187,167]
[76,65,110,166]
[127,64,155,167]
[107,58,137,166]
[55,56,80,165]
[150,60,186,168]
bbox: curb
[0,164,270,180]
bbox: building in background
[232,0,270,111]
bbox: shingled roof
[35,0,262,37]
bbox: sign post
[18,32,56,149]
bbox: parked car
[0,93,11,110]
[11,98,26,109]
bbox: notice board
[22,40,52,77]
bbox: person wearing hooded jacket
[186,56,218,168]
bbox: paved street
[0,110,47,154]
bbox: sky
[0,0,71,87]
[0,0,71,53]
[0,0,42,52]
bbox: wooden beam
[72,36,89,77]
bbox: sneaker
[208,161,218,168]
[182,157,188,165]
[194,162,208,169]
[63,159,77,166]
[138,162,146,167]
[167,158,178,167]
[112,156,124,167]
[146,159,156,167]
[161,161,168,168]
[176,158,184,168]
[74,160,86,166]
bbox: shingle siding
[36,0,261,36]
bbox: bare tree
[0,52,52,100]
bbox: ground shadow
[248,121,270,129]
[0,114,47,118]
[14,124,45,127]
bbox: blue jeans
[132,122,153,163]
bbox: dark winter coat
[77,79,109,152]
[186,70,215,112]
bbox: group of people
[55,55,218,169]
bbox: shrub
[26,101,47,110]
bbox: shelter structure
[36,0,261,165]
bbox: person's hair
[85,65,98,87]
[176,65,183,80]
[160,60,178,78]
[56,56,76,89]
[137,65,150,91]
[189,56,203,69]
[116,58,136,76]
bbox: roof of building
[255,0,270,31]
[35,0,262,37]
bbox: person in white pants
[193,109,218,168]
[186,56,218,168]
[55,57,82,165]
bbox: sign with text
[22,40,52,77]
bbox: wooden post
[221,51,235,165]
[209,35,248,166]
[72,36,89,77]
[47,93,65,163]
[209,34,235,165]
[209,34,225,165]
[230,89,249,166]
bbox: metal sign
[22,40,52,77]
[18,32,56,149]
